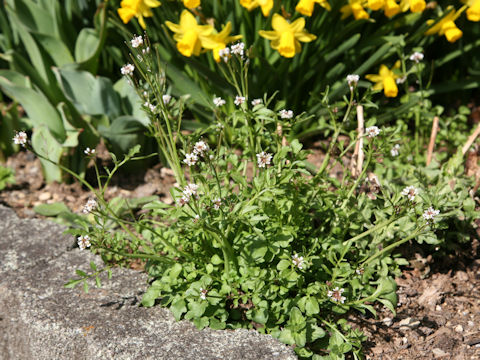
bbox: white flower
[423,207,440,223]
[120,63,135,76]
[131,35,144,48]
[82,199,97,214]
[193,141,209,156]
[183,183,199,198]
[142,47,150,54]
[279,109,294,119]
[327,287,346,304]
[356,268,364,275]
[366,126,381,138]
[162,94,172,105]
[213,97,226,107]
[183,153,198,167]
[144,101,156,112]
[199,288,208,300]
[77,235,91,250]
[177,196,190,207]
[218,47,230,62]
[292,253,304,269]
[230,42,245,57]
[84,147,96,156]
[401,186,418,201]
[13,131,27,147]
[251,98,262,106]
[409,51,424,63]
[256,152,273,168]
[212,198,222,210]
[193,214,200,223]
[346,74,360,90]
[390,144,400,157]
[234,95,245,106]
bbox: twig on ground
[426,116,439,166]
[351,105,364,177]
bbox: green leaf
[64,278,82,288]
[170,298,187,321]
[76,270,87,277]
[290,139,303,154]
[289,307,305,326]
[89,261,97,271]
[252,308,269,325]
[278,329,295,345]
[33,202,70,216]
[276,259,291,271]
[31,124,63,182]
[0,76,65,141]
[54,68,121,118]
[305,297,319,316]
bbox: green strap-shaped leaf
[0,76,65,141]
[31,124,63,183]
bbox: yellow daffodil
[365,0,401,17]
[340,0,370,20]
[183,0,200,8]
[259,14,317,58]
[464,0,480,21]
[240,0,274,17]
[365,61,401,98]
[383,0,401,17]
[201,23,243,62]
[117,0,161,29]
[165,10,213,57]
[400,0,426,13]
[295,0,331,17]
[425,6,466,43]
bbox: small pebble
[38,192,51,201]
[383,317,393,326]
[436,305,442,311]
[454,324,463,333]
[468,321,474,327]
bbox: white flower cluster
[366,126,381,138]
[390,144,400,157]
[346,74,360,90]
[423,206,440,223]
[199,287,208,300]
[292,253,304,269]
[120,63,135,76]
[234,95,245,106]
[327,287,346,304]
[218,42,246,62]
[183,141,209,167]
[212,198,222,210]
[77,235,91,250]
[251,98,262,106]
[409,51,424,63]
[230,42,245,57]
[401,185,418,201]
[256,151,273,168]
[279,109,294,119]
[218,47,230,62]
[131,35,144,48]
[178,183,199,206]
[84,147,96,156]
[82,199,97,214]
[162,94,172,105]
[13,131,27,147]
[213,97,226,107]
[144,101,156,112]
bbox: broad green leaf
[34,202,70,216]
[0,76,65,141]
[31,124,64,182]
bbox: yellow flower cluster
[366,61,401,98]
[165,10,242,61]
[117,0,161,29]
[340,0,425,20]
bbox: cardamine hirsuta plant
[16,34,477,359]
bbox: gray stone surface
[0,205,296,360]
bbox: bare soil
[1,146,480,360]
